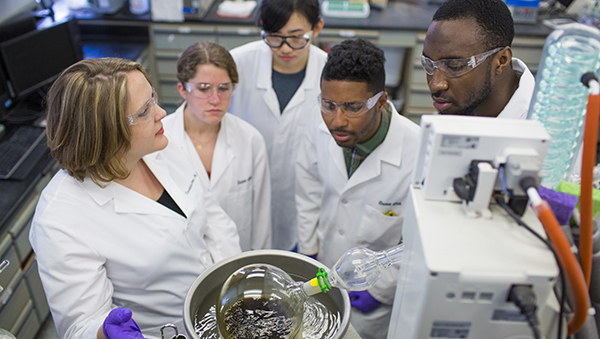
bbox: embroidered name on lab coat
[237,176,252,185]
[379,201,402,206]
[185,173,198,194]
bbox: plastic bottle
[527,23,600,188]
[302,244,404,295]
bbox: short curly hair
[433,0,514,50]
[321,39,386,94]
[46,57,150,186]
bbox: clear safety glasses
[318,91,384,118]
[420,47,505,78]
[184,82,235,100]
[127,87,157,125]
[261,30,313,50]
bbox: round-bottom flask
[216,264,305,339]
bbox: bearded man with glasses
[423,0,534,118]
[295,39,420,339]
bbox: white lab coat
[29,135,241,339]
[229,40,328,250]
[163,104,272,251]
[296,102,421,339]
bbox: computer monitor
[0,16,82,100]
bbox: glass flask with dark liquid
[215,245,404,339]
[216,264,306,339]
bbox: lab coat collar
[256,44,274,90]
[319,101,406,190]
[497,58,534,120]
[283,45,322,112]
[168,103,235,188]
[256,44,322,115]
[80,153,192,220]
[209,114,235,187]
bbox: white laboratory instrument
[388,115,563,339]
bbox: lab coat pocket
[356,204,404,251]
[221,187,253,249]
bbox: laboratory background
[0,0,600,338]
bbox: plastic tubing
[579,82,600,288]
[527,187,590,336]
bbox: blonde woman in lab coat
[163,41,272,251]
[229,0,327,251]
[29,58,241,339]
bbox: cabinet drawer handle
[339,30,356,38]
[0,287,12,305]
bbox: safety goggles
[127,87,157,125]
[261,30,313,50]
[184,82,235,100]
[318,91,384,118]
[420,47,505,78]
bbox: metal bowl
[183,250,351,339]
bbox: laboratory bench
[56,0,560,122]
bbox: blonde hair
[176,41,239,84]
[46,57,151,186]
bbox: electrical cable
[498,164,511,197]
[495,196,566,339]
[508,285,541,339]
[525,186,590,336]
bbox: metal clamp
[160,323,186,339]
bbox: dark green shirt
[343,105,392,178]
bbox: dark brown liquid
[224,296,298,339]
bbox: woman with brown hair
[163,41,271,252]
[29,57,241,339]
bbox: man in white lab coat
[296,39,421,339]
[423,0,534,119]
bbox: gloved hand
[103,308,147,339]
[307,253,318,260]
[349,290,380,313]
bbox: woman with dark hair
[29,57,241,339]
[228,0,327,251]
[163,42,272,252]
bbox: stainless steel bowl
[183,250,351,339]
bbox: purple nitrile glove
[307,253,318,260]
[103,308,147,339]
[349,290,381,313]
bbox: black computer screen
[0,17,82,99]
